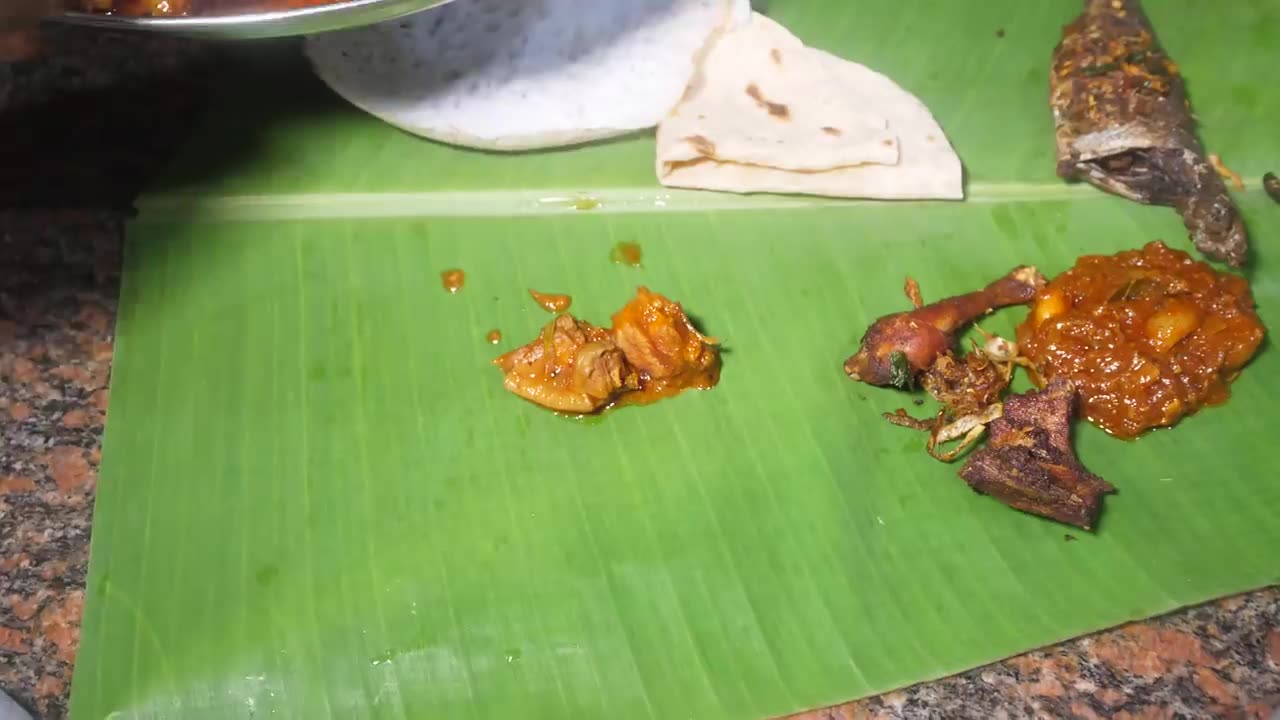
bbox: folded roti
[657,13,964,200]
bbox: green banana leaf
[70,1,1280,718]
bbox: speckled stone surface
[1,24,1278,720]
[0,25,209,719]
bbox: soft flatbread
[306,0,746,151]
[657,13,963,200]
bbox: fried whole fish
[1051,0,1247,267]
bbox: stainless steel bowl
[53,0,453,39]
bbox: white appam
[306,0,746,151]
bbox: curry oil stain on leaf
[1251,13,1275,48]
[609,241,643,267]
[1230,85,1259,111]
[1050,211,1070,238]
[254,564,280,588]
[990,204,1019,240]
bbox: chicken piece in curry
[494,315,638,414]
[844,266,1045,388]
[494,287,720,414]
[610,287,720,404]
[1017,241,1264,439]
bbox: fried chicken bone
[844,266,1046,388]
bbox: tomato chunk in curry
[1017,241,1264,439]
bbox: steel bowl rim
[55,0,449,38]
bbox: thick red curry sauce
[1017,241,1263,439]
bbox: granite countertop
[1,26,1278,720]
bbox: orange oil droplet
[441,269,465,294]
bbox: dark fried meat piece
[844,266,1045,388]
[1050,0,1247,266]
[959,379,1115,530]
